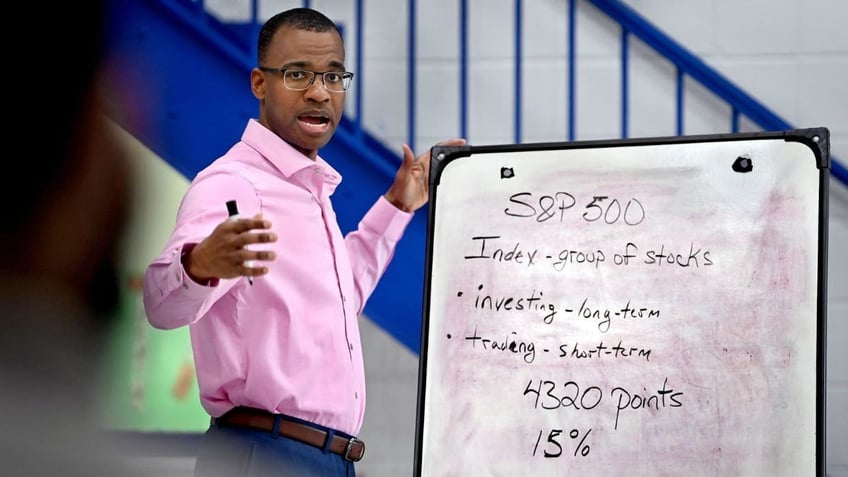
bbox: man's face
[253,26,347,160]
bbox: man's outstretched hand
[384,138,466,212]
[182,214,277,284]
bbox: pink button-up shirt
[143,119,412,435]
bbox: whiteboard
[414,130,828,477]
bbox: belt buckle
[343,437,365,462]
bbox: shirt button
[349,343,354,351]
[354,392,358,399]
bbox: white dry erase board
[414,129,829,477]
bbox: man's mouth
[298,111,330,125]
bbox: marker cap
[226,200,239,217]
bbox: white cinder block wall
[163,1,848,475]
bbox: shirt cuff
[364,196,415,241]
[178,243,220,289]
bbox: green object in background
[99,273,209,432]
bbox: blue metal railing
[192,0,846,183]
[585,0,845,181]
[567,0,577,140]
[408,0,417,152]
[514,0,523,143]
[440,0,845,181]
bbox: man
[142,7,464,476]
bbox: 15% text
[532,428,592,458]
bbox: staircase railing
[584,0,845,182]
[142,0,848,188]
[190,0,845,183]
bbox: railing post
[354,0,364,136]
[514,0,523,144]
[567,0,576,141]
[621,29,629,139]
[249,0,259,62]
[408,0,416,153]
[675,68,684,135]
[459,0,468,140]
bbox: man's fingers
[229,247,275,278]
[436,138,467,147]
[243,265,267,277]
[238,231,277,247]
[402,144,416,163]
[233,249,275,265]
[247,249,276,262]
[230,217,271,233]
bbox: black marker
[226,200,253,285]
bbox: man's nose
[304,74,331,100]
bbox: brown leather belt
[215,407,365,462]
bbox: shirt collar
[241,118,342,190]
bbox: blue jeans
[193,417,357,477]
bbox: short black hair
[257,8,343,64]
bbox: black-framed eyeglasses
[258,67,354,93]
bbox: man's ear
[251,68,266,100]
